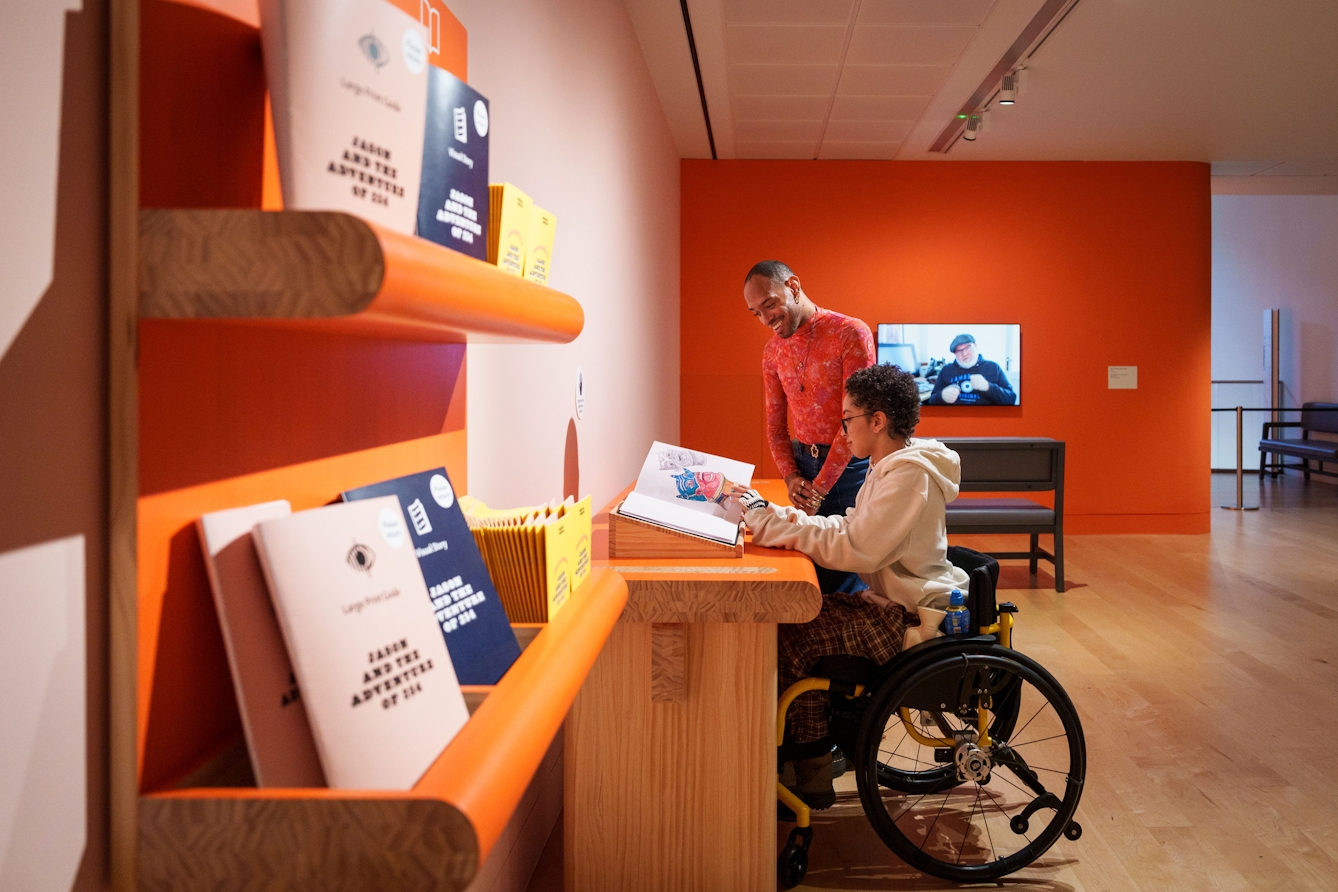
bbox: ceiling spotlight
[963,115,980,141]
[980,108,992,132]
[999,72,1018,105]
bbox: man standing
[744,260,874,593]
[928,333,1017,406]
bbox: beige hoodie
[745,439,970,613]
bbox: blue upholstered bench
[938,438,1066,593]
[1259,401,1338,489]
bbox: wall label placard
[1108,366,1138,389]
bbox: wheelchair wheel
[875,665,1023,796]
[854,645,1085,882]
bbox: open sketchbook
[616,442,754,545]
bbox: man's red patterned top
[761,307,875,493]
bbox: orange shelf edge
[364,220,585,343]
[145,566,628,866]
[138,208,585,344]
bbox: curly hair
[845,364,920,439]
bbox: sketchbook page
[632,441,754,525]
[618,491,741,545]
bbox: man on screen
[927,333,1017,406]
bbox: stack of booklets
[459,496,592,623]
[487,182,557,284]
[195,467,522,790]
[487,183,531,276]
[616,442,754,546]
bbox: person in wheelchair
[732,363,970,809]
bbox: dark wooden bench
[938,437,1065,592]
[1259,401,1338,488]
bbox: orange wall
[681,160,1212,534]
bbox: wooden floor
[528,472,1338,891]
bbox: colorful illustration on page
[672,469,729,504]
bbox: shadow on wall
[0,1,111,889]
[564,418,579,501]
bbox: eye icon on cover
[358,33,389,70]
[347,543,376,573]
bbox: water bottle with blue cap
[943,588,971,636]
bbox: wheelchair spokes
[856,647,1085,882]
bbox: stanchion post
[1222,405,1259,511]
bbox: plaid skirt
[779,594,909,744]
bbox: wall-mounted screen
[877,324,1020,406]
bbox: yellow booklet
[566,496,593,593]
[524,206,557,285]
[540,508,570,620]
[488,183,531,277]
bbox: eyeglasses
[840,413,874,433]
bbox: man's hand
[969,373,989,392]
[785,473,825,515]
[941,385,961,404]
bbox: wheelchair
[776,546,1085,887]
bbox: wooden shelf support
[139,208,585,344]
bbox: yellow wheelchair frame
[776,610,1016,832]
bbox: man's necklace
[797,310,821,392]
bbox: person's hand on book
[731,488,769,512]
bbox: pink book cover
[253,496,469,790]
[197,500,326,787]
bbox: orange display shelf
[138,208,585,344]
[138,567,627,892]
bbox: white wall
[454,0,681,509]
[1212,195,1338,468]
[0,0,80,361]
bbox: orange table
[565,481,821,891]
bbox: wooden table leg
[566,620,777,891]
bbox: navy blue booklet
[342,468,520,685]
[417,67,489,259]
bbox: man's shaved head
[744,260,795,287]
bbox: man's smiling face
[744,275,801,338]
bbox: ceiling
[621,0,1338,192]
